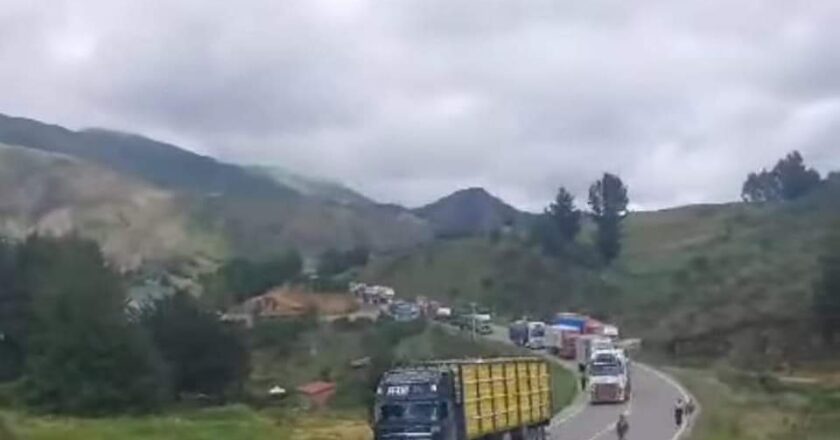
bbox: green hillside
[0,114,293,199]
[362,235,606,317]
[0,143,226,269]
[363,181,840,363]
[0,113,435,257]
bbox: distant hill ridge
[413,187,534,238]
[0,114,295,198]
[0,112,540,261]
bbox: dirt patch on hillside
[244,287,359,318]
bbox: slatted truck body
[373,357,551,440]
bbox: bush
[250,316,317,355]
[141,292,250,401]
[22,236,168,415]
[331,317,374,332]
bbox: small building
[296,381,336,410]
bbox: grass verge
[670,368,840,440]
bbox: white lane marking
[635,363,699,440]
[555,392,632,440]
[551,402,586,425]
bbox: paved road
[480,325,692,440]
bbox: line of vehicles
[509,313,634,405]
[352,283,634,438]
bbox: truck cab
[587,353,631,404]
[374,369,457,440]
[525,321,546,349]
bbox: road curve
[481,325,693,440]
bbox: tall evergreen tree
[588,173,629,263]
[742,151,821,202]
[546,187,582,242]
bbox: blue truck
[373,358,552,440]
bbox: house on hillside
[297,381,336,410]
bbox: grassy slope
[672,368,840,440]
[2,406,286,440]
[362,236,604,318]
[1,405,375,440]
[363,182,840,362]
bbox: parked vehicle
[455,312,493,335]
[601,324,620,339]
[557,331,580,360]
[551,313,587,333]
[544,325,565,355]
[525,321,547,349]
[587,353,631,404]
[388,301,421,322]
[508,320,528,346]
[435,307,453,321]
[575,335,612,367]
[373,358,552,440]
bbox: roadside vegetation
[673,367,840,440]
[0,237,575,440]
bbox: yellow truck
[373,357,551,440]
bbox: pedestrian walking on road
[580,373,588,391]
[616,412,629,440]
[674,398,685,427]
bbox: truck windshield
[589,363,624,376]
[530,326,545,337]
[379,402,438,421]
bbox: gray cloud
[1,0,839,210]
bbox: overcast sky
[1,0,838,210]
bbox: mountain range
[0,112,529,266]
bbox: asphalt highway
[481,325,693,440]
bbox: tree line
[533,172,629,264]
[534,150,827,264]
[0,235,249,415]
[741,150,822,202]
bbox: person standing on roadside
[674,398,685,427]
[685,397,696,420]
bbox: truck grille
[593,384,621,401]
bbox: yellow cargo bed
[426,358,551,439]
